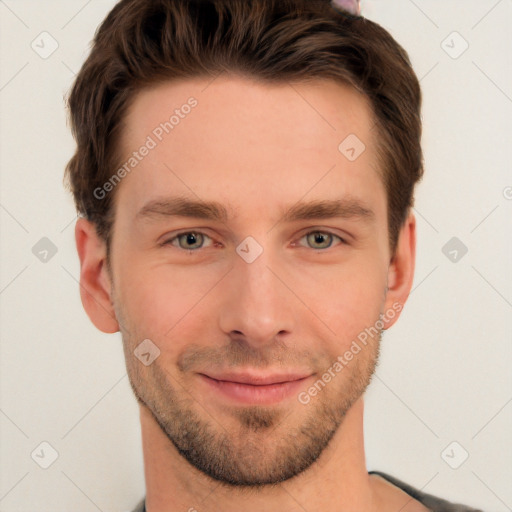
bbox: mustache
[177,340,320,373]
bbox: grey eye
[305,231,335,249]
[177,232,205,250]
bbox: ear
[382,210,416,330]
[75,217,119,333]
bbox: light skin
[75,75,426,511]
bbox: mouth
[198,372,313,405]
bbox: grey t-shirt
[368,471,483,511]
[129,471,484,511]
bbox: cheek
[115,261,221,339]
[312,260,387,346]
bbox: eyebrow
[135,195,375,225]
[136,196,230,223]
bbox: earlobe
[75,217,120,334]
[382,211,416,330]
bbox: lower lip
[200,374,311,405]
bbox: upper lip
[201,371,312,386]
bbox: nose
[217,243,296,348]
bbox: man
[65,0,482,510]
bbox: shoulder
[127,498,145,512]
[369,471,485,512]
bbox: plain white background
[0,1,511,510]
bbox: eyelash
[161,229,348,252]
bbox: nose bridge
[218,240,295,343]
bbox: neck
[140,396,381,512]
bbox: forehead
[115,75,384,223]
[122,75,375,151]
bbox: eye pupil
[179,232,203,249]
[307,231,332,249]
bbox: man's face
[109,76,394,485]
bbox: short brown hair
[64,0,423,260]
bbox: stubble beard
[121,327,381,488]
